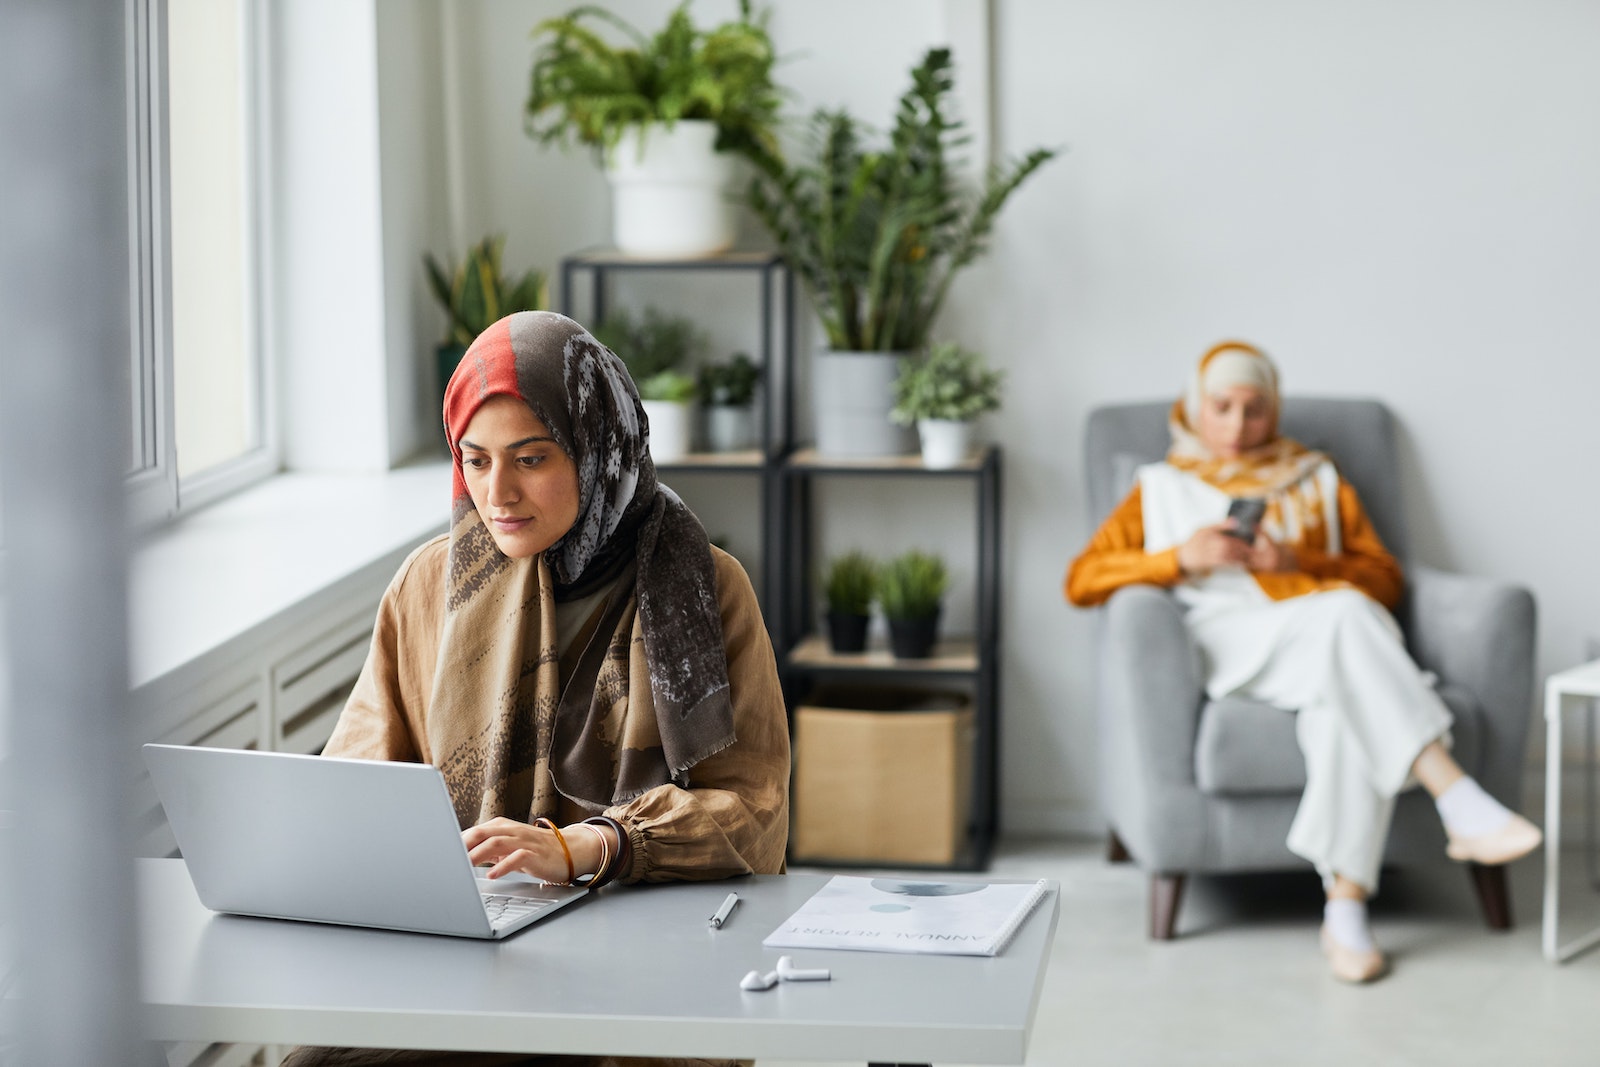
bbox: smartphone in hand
[1224,497,1265,542]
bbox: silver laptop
[143,744,590,939]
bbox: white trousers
[1187,588,1453,893]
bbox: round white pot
[917,418,975,469]
[605,120,736,258]
[812,349,919,458]
[643,399,694,463]
[704,404,756,452]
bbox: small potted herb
[878,549,949,659]
[820,551,878,654]
[594,307,705,462]
[423,235,547,415]
[891,342,1004,468]
[698,352,761,452]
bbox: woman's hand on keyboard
[462,816,603,885]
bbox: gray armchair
[1083,398,1536,939]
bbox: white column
[0,1,158,1062]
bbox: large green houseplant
[423,235,547,413]
[525,1,781,257]
[744,48,1051,456]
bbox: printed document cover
[763,875,1048,956]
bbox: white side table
[1542,658,1600,962]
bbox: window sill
[128,461,451,692]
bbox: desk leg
[1543,685,1563,961]
[1544,688,1600,963]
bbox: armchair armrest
[1404,565,1537,805]
[1095,584,1209,869]
[1101,584,1205,785]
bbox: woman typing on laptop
[284,311,788,1067]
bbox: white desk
[138,860,1060,1065]
[1542,659,1600,963]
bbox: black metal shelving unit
[777,446,1003,871]
[560,249,796,639]
[560,248,1003,871]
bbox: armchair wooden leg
[1466,862,1513,930]
[1107,829,1131,864]
[1150,873,1186,940]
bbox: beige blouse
[324,536,791,882]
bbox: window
[127,0,274,524]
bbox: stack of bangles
[532,816,627,889]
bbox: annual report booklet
[763,875,1049,956]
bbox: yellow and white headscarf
[1166,341,1338,549]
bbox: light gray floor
[763,838,1600,1067]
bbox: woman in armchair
[1064,340,1540,983]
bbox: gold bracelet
[534,817,575,885]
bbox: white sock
[1323,897,1376,953]
[1435,776,1513,838]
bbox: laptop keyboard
[483,892,557,931]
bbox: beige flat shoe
[1320,925,1388,984]
[1446,812,1543,866]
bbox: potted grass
[744,48,1053,457]
[820,551,877,654]
[879,549,949,659]
[698,351,761,452]
[891,342,1003,469]
[525,1,781,257]
[594,307,704,462]
[423,235,547,416]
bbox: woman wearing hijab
[1065,341,1540,984]
[285,311,788,1067]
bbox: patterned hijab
[432,311,734,825]
[1167,340,1334,545]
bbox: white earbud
[775,955,831,981]
[739,969,779,991]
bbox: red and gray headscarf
[432,311,733,824]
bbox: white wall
[273,0,392,472]
[375,0,453,463]
[386,0,1600,835]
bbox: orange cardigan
[1064,478,1403,610]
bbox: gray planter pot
[812,349,918,458]
[704,404,756,452]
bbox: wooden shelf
[786,446,990,473]
[786,633,979,673]
[563,248,782,269]
[656,449,765,471]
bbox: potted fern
[525,1,781,257]
[744,48,1053,457]
[820,551,877,654]
[879,549,949,659]
[593,307,704,462]
[423,235,547,412]
[698,351,761,452]
[891,342,1003,468]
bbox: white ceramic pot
[917,418,975,469]
[812,349,919,458]
[643,399,694,463]
[704,404,756,452]
[605,120,736,258]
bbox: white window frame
[126,0,278,528]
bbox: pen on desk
[709,892,740,928]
